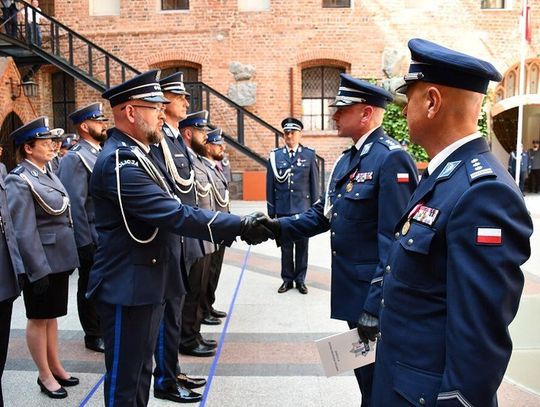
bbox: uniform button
[381,298,385,307]
[290,189,294,192]
[395,232,400,239]
[355,193,359,196]
[419,397,426,405]
[331,232,335,237]
[151,258,157,264]
[385,265,391,274]
[407,238,414,245]
[333,212,337,217]
[290,172,294,176]
[332,251,337,256]
[337,194,342,198]
[291,181,294,184]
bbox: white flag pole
[515,0,528,187]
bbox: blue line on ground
[200,246,252,407]
[79,373,105,407]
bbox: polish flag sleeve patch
[476,227,502,245]
[397,173,409,183]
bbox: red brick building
[1,0,539,195]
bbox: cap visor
[93,116,109,122]
[141,95,171,104]
[169,89,191,96]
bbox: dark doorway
[0,112,24,171]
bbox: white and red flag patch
[476,227,502,245]
[397,173,409,183]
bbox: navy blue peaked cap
[329,74,393,109]
[207,128,224,144]
[10,116,64,146]
[69,102,108,125]
[102,70,169,107]
[281,117,303,132]
[397,38,502,94]
[160,72,190,96]
[179,110,210,130]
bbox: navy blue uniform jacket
[372,137,533,406]
[87,129,242,306]
[266,145,319,216]
[279,127,418,321]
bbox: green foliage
[478,99,488,138]
[382,103,429,163]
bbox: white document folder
[315,328,377,377]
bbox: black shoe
[154,382,202,403]
[199,337,217,349]
[179,343,216,357]
[85,336,105,353]
[201,315,222,325]
[296,282,308,294]
[53,375,79,387]
[177,373,207,390]
[210,308,227,318]
[278,281,293,293]
[37,378,67,399]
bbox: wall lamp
[7,77,39,100]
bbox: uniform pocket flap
[345,184,376,200]
[355,262,377,282]
[39,233,56,245]
[399,223,436,255]
[393,361,441,406]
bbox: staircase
[0,0,325,191]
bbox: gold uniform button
[407,239,414,245]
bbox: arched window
[302,66,344,131]
[0,112,24,170]
[52,71,75,133]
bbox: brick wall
[2,0,539,184]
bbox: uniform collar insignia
[31,169,39,177]
[437,160,461,179]
[360,142,373,156]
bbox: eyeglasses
[121,104,166,114]
[35,139,60,148]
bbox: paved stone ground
[3,198,540,406]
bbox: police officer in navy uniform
[202,128,230,322]
[57,102,108,354]
[178,111,223,353]
[150,72,206,403]
[0,149,24,406]
[259,75,418,405]
[370,39,533,406]
[266,118,319,294]
[87,70,272,406]
[6,117,80,399]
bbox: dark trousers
[530,169,540,193]
[0,298,14,407]
[180,254,211,348]
[280,238,309,283]
[347,321,374,407]
[77,246,101,339]
[203,245,225,316]
[97,301,164,407]
[153,295,185,390]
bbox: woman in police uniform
[5,117,80,399]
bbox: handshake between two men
[238,212,280,245]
